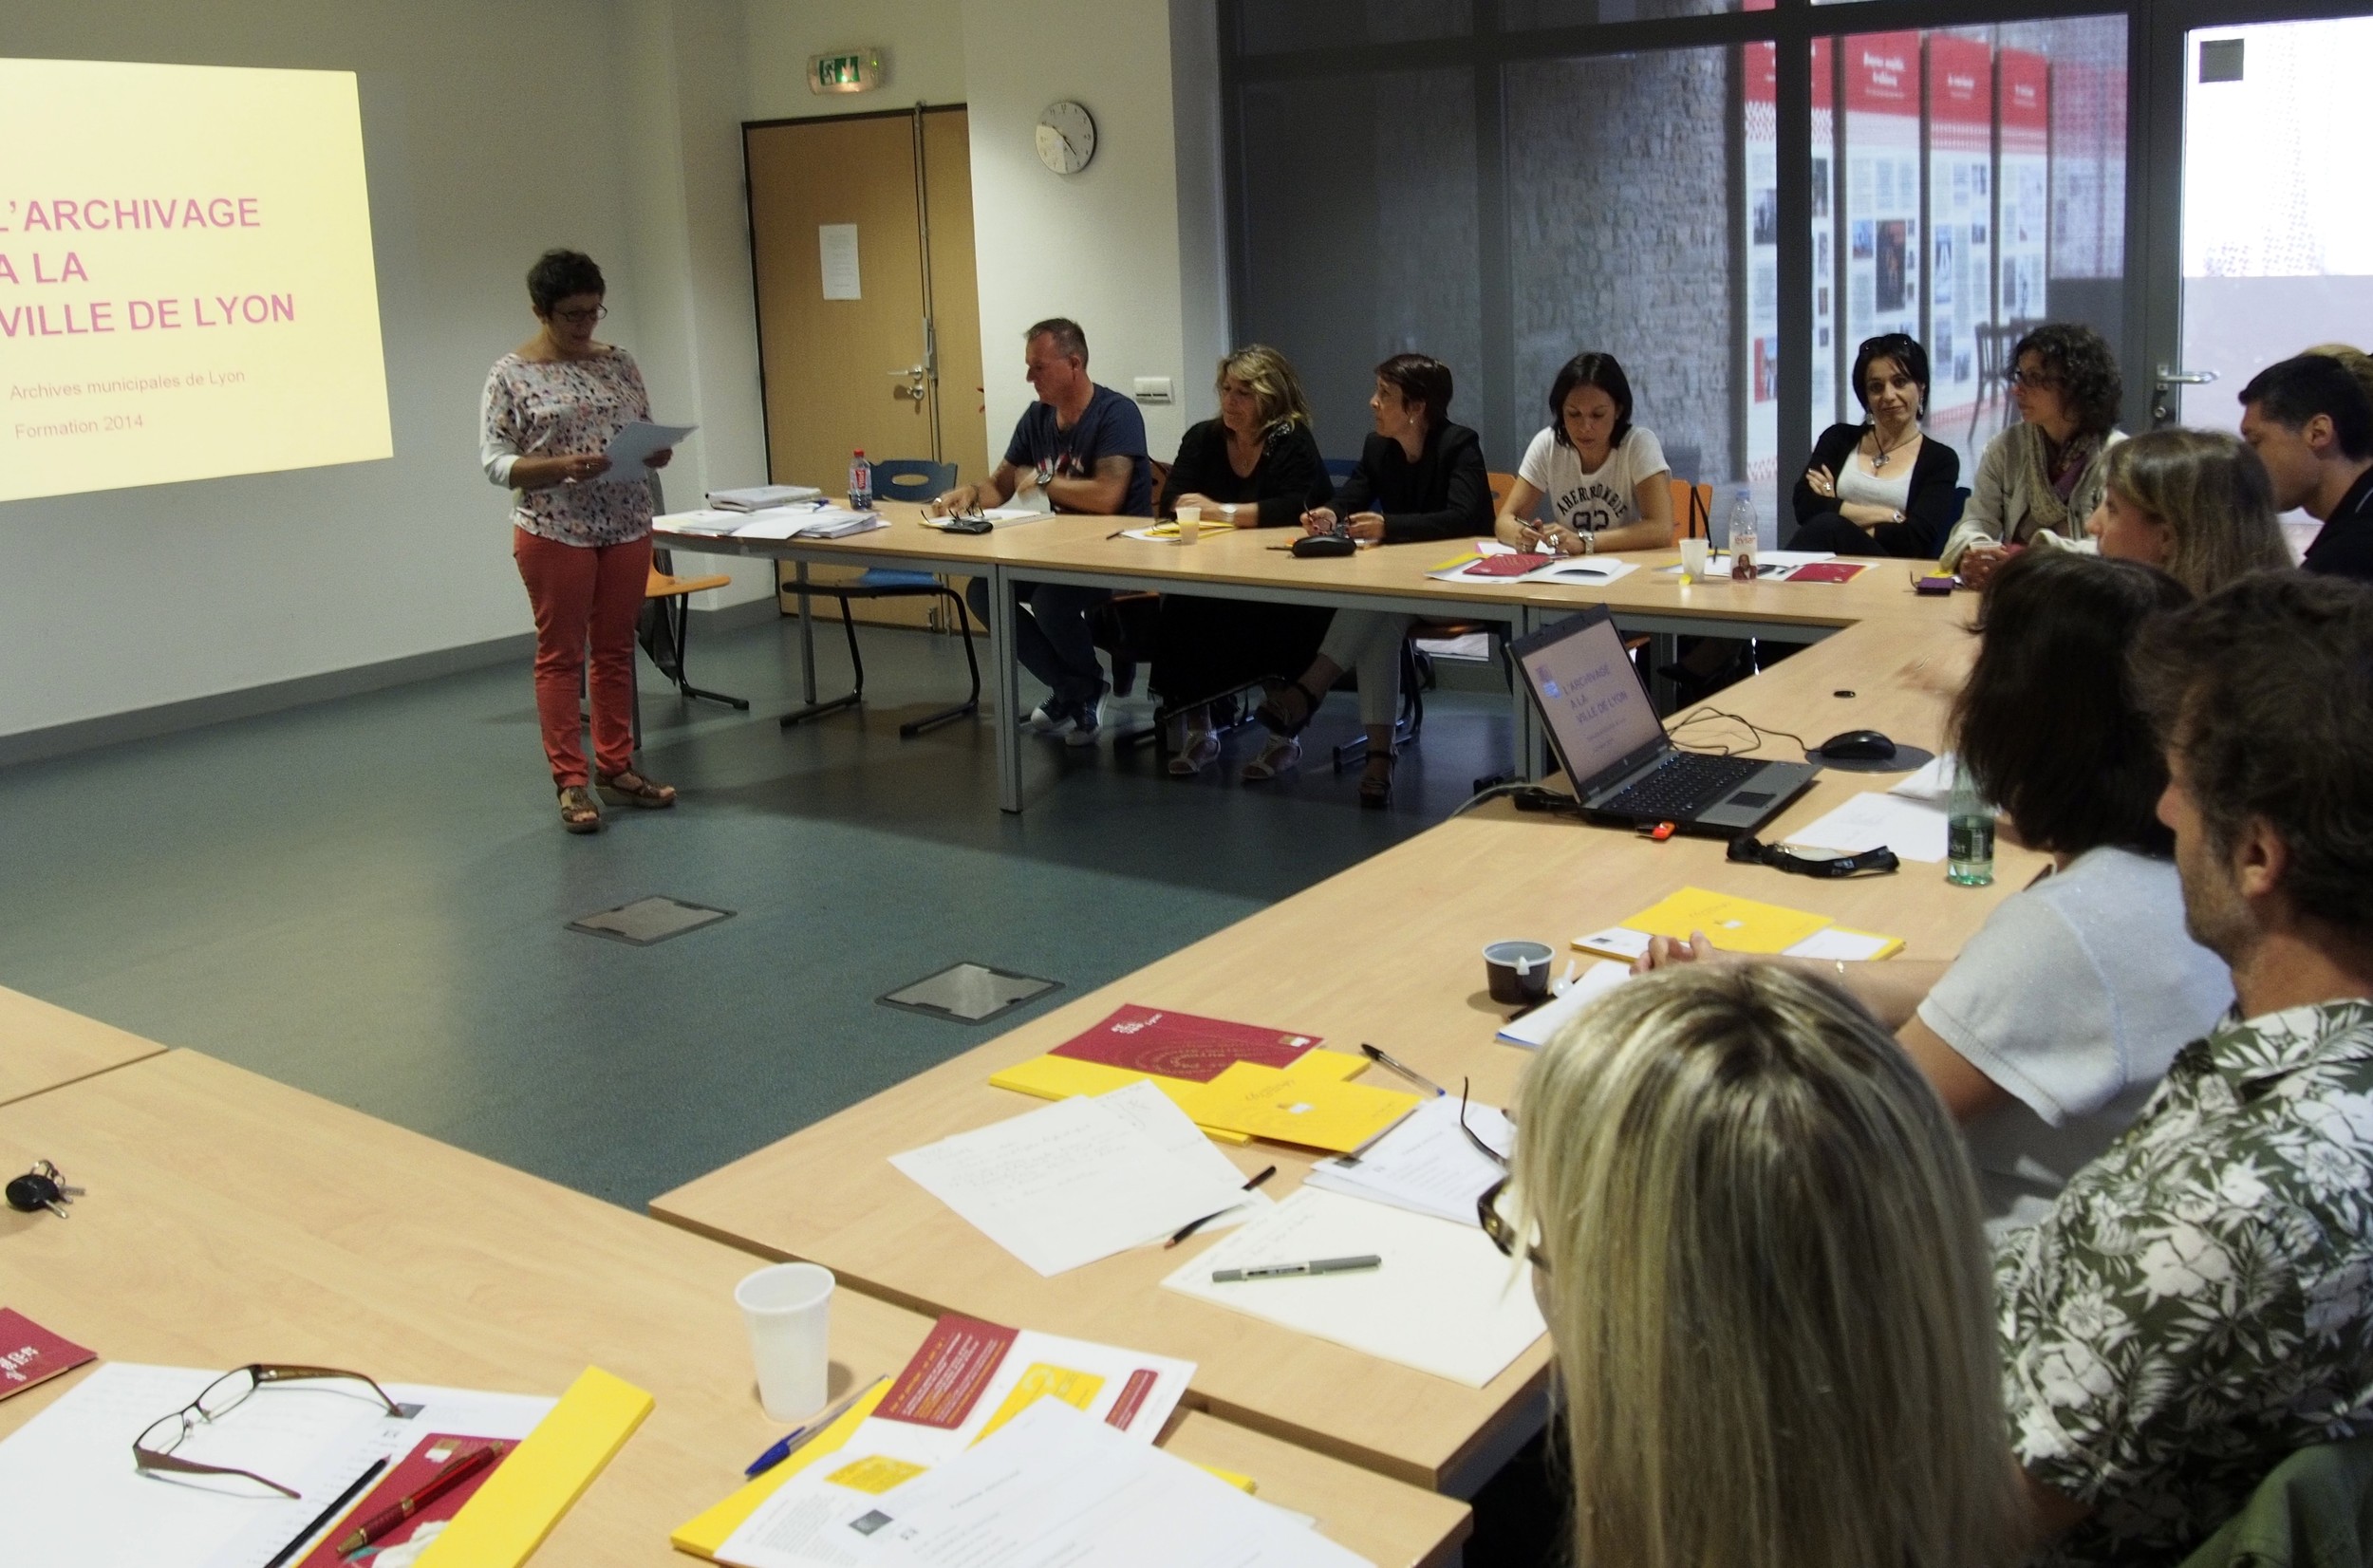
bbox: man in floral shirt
[1998,571,2373,1567]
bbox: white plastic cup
[736,1262,834,1422]
[1174,502,1202,545]
[1678,537,1710,580]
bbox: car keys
[5,1160,82,1218]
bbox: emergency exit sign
[809,49,883,94]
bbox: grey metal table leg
[796,560,817,705]
[1651,630,1680,713]
[988,564,1024,813]
[1512,608,1542,780]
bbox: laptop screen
[1519,612,1663,789]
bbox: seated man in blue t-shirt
[933,317,1150,745]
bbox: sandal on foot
[1254,679,1327,737]
[1241,736,1300,782]
[1168,732,1222,776]
[558,785,602,833]
[1357,752,1396,810]
[596,770,677,809]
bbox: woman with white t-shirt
[1635,551,2232,1229]
[1495,352,1673,555]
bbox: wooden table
[0,1050,1469,1567]
[0,983,166,1107]
[662,502,1971,812]
[651,613,2037,1494]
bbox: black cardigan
[1336,422,1495,545]
[1792,423,1962,551]
[1158,420,1332,526]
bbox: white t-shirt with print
[1515,424,1671,535]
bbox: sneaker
[1024,699,1073,737]
[1063,693,1105,748]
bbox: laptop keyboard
[1598,753,1763,820]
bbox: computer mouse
[1816,729,1898,762]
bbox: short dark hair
[1025,317,1089,365]
[1952,551,2192,859]
[527,249,605,316]
[2238,353,2373,461]
[1375,352,1453,429]
[1547,352,1634,448]
[1850,334,1931,420]
[2013,322,2122,437]
[2133,572,2373,937]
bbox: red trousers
[513,527,651,787]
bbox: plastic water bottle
[1947,755,1996,887]
[1727,488,1759,582]
[848,449,872,512]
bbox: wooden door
[746,107,981,628]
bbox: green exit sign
[809,49,883,94]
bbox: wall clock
[1036,101,1096,175]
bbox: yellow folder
[1173,1058,1421,1153]
[988,1051,1370,1145]
[414,1366,652,1568]
[670,1379,892,1559]
[1621,886,1835,955]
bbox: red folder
[1460,552,1545,577]
[1787,561,1867,583]
[1047,1005,1320,1082]
[294,1433,510,1568]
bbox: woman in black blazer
[1149,345,1335,775]
[1250,353,1493,806]
[1791,334,1961,557]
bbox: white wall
[744,0,966,121]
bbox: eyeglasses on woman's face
[2004,364,2061,392]
[1460,1079,1551,1272]
[549,302,607,326]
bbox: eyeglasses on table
[132,1363,402,1498]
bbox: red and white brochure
[1049,1004,1319,1083]
[0,1308,95,1403]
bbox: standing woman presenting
[1792,334,1962,555]
[480,250,677,833]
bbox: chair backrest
[1323,457,1361,484]
[1486,470,1520,513]
[869,457,958,502]
[1149,457,1172,512]
[1668,478,1714,544]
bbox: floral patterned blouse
[1995,999,2373,1567]
[478,347,654,547]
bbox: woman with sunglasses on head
[480,248,676,834]
[1791,334,1962,556]
[1944,322,2126,589]
[1636,552,2231,1230]
[1501,963,2025,1568]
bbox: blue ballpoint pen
[744,1376,888,1478]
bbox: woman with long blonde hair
[1502,964,2024,1568]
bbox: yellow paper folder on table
[415,1366,652,1568]
[989,1050,1370,1145]
[1621,886,1834,954]
[671,1380,892,1559]
[1173,1058,1421,1154]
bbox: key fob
[6,1170,64,1214]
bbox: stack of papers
[719,1400,1363,1568]
[710,485,823,511]
[1570,885,1903,968]
[1304,1094,1512,1225]
[1164,1188,1546,1387]
[1170,1060,1419,1154]
[989,1004,1336,1144]
[889,1089,1260,1276]
[1495,960,1631,1049]
[658,507,887,541]
[602,420,696,482]
[1425,551,1641,587]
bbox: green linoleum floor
[0,614,1513,1207]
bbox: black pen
[260,1455,385,1568]
[1359,1043,1445,1097]
[1166,1166,1278,1248]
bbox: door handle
[888,365,926,403]
[2152,365,2219,426]
[2155,364,2218,386]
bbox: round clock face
[1035,101,1096,175]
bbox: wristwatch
[1580,530,1597,554]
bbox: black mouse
[1816,729,1898,762]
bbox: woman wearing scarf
[1942,323,2125,590]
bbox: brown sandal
[558,785,602,833]
[597,770,677,809]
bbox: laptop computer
[1509,606,1818,837]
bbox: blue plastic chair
[1324,457,1361,485]
[778,457,981,738]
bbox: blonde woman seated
[1494,352,1671,555]
[1503,963,2024,1568]
[2085,426,2290,594]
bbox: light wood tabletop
[0,1050,1469,1567]
[651,613,2036,1493]
[0,983,167,1107]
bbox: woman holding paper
[1505,963,2023,1568]
[480,249,676,832]
[1492,351,1672,556]
[1635,553,2230,1226]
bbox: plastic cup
[1175,503,1202,545]
[736,1262,834,1421]
[1483,940,1556,1005]
[1678,537,1710,581]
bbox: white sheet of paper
[1166,1188,1544,1388]
[731,506,886,541]
[1099,1079,1275,1238]
[718,1467,879,1568]
[0,1365,552,1568]
[819,224,861,300]
[858,1401,1371,1568]
[1784,926,1900,961]
[1496,960,1630,1049]
[890,1094,1253,1277]
[1784,792,1953,863]
[1890,752,1955,803]
[654,507,749,535]
[1424,556,1639,587]
[1573,925,1653,961]
[602,420,696,482]
[1304,1094,1510,1227]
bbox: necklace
[1868,420,1915,473]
